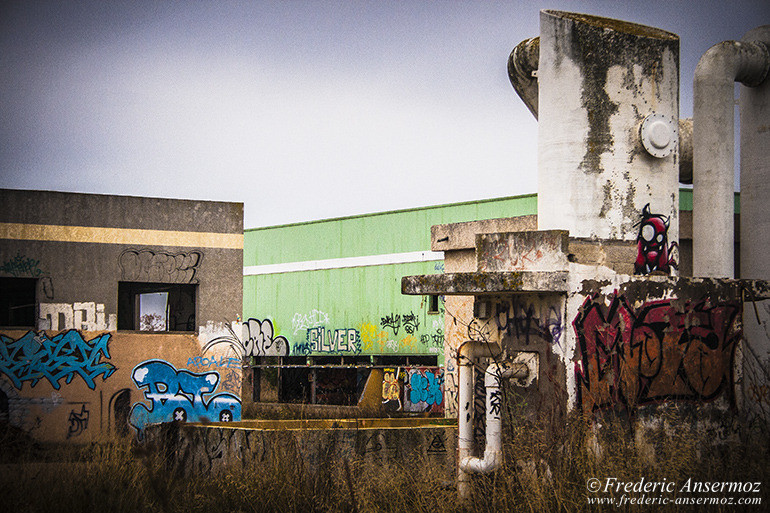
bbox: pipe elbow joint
[460,450,502,474]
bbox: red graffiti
[573,294,741,412]
[634,204,678,275]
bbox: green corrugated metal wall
[243,194,537,362]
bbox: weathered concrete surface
[477,230,569,273]
[402,271,569,295]
[538,11,679,241]
[145,419,458,479]
[432,215,537,252]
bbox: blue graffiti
[186,356,240,369]
[128,360,241,439]
[409,370,443,406]
[0,330,115,390]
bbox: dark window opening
[118,282,196,332]
[0,277,36,327]
[110,389,131,437]
[375,355,439,367]
[428,294,440,314]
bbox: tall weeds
[0,404,767,512]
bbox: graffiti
[291,309,330,335]
[380,314,401,335]
[220,369,241,395]
[305,327,361,354]
[444,359,458,417]
[203,318,289,358]
[38,302,116,331]
[489,387,502,417]
[0,381,63,431]
[41,276,54,299]
[360,323,425,354]
[634,203,678,275]
[495,299,563,346]
[427,433,447,454]
[474,365,486,444]
[0,252,43,277]
[241,319,288,357]
[119,248,202,283]
[404,367,444,413]
[67,404,89,438]
[0,330,115,390]
[379,311,421,336]
[434,262,445,272]
[573,294,741,412]
[187,356,240,369]
[420,328,445,349]
[128,360,241,439]
[382,368,401,411]
[363,433,384,454]
[402,312,420,334]
[479,236,545,272]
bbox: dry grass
[0,403,767,513]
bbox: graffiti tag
[573,294,741,412]
[128,360,241,439]
[0,331,115,390]
[0,253,43,277]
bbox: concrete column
[537,11,679,242]
[740,27,770,280]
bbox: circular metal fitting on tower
[640,113,677,158]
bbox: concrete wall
[408,203,765,445]
[0,189,244,442]
[144,419,457,482]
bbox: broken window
[0,277,36,327]
[117,282,196,332]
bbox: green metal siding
[244,261,444,359]
[244,194,537,265]
[678,189,740,213]
[243,194,537,362]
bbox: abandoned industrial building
[1,9,768,501]
[0,188,244,440]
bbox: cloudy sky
[1,1,767,228]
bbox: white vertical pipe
[460,362,527,475]
[456,341,503,499]
[693,38,769,278]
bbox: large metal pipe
[537,11,679,242]
[459,361,527,475]
[508,37,539,119]
[508,37,695,185]
[739,26,770,281]
[456,341,502,498]
[692,37,769,278]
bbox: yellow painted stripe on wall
[0,222,243,249]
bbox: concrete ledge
[402,271,569,295]
[431,215,538,251]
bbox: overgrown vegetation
[0,404,767,512]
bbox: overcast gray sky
[2,1,768,229]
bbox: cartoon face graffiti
[634,204,678,275]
